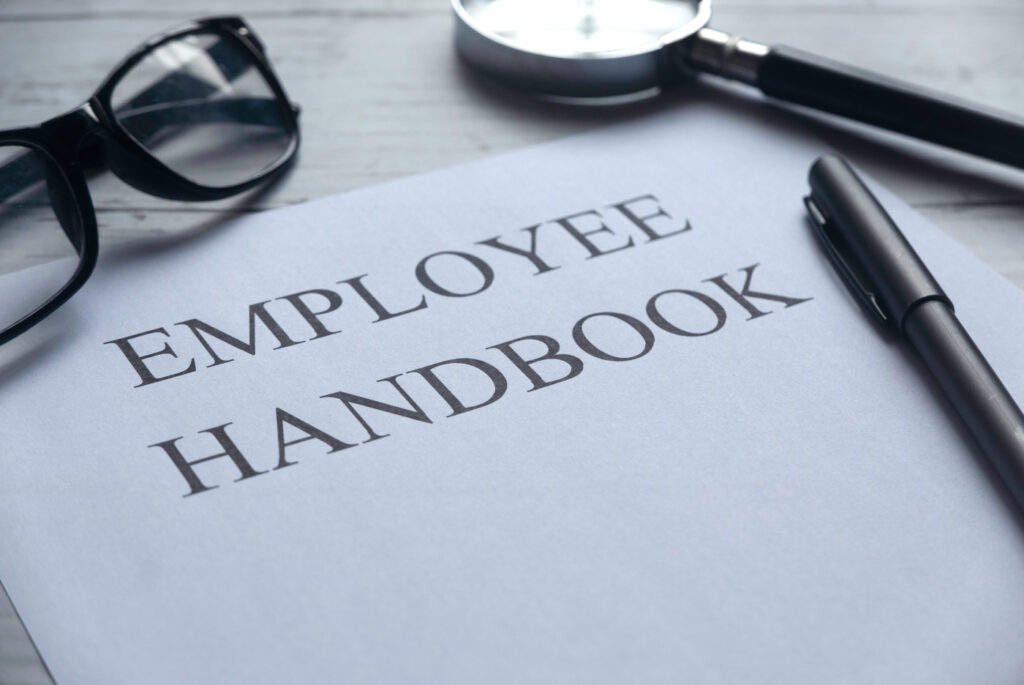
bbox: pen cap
[808,155,951,332]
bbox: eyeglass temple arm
[119,36,250,114]
[114,96,287,140]
[0,155,42,205]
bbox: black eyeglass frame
[0,15,300,345]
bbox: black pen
[804,154,1024,512]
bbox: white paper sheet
[3,93,1024,685]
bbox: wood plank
[921,204,1024,286]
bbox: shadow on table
[102,164,297,263]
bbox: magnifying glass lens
[461,0,699,57]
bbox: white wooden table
[1,1,1022,682]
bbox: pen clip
[804,194,889,325]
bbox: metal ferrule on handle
[685,28,768,87]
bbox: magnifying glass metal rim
[452,0,713,99]
[453,0,1024,171]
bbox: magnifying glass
[453,0,1024,170]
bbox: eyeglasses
[0,15,300,345]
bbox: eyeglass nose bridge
[39,103,107,168]
[35,98,249,204]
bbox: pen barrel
[808,155,950,329]
[904,300,1024,506]
[759,46,1024,170]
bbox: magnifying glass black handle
[756,45,1024,170]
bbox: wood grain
[1,1,1022,683]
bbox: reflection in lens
[462,0,700,57]
[0,145,82,334]
[112,31,294,188]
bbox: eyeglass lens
[0,145,83,333]
[112,31,293,189]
